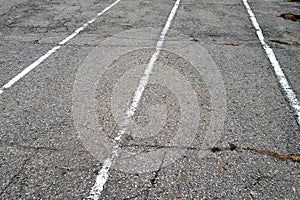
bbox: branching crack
[0,157,30,197]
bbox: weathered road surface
[0,0,299,199]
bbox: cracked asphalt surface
[0,0,300,199]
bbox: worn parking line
[0,0,121,96]
[242,0,300,126]
[87,0,182,199]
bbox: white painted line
[87,0,182,199]
[59,0,121,45]
[2,46,61,89]
[58,32,78,45]
[242,0,300,126]
[88,17,97,24]
[0,0,121,95]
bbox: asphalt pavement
[0,0,299,199]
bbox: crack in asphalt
[122,142,300,163]
[0,157,30,197]
[108,153,167,200]
[121,143,200,150]
[0,141,64,152]
[244,175,276,189]
[211,143,300,163]
[0,0,85,35]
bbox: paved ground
[0,0,299,199]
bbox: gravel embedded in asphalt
[0,0,299,199]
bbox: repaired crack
[244,147,300,163]
[211,143,300,163]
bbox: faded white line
[242,0,300,126]
[59,0,121,45]
[87,0,182,199]
[0,0,121,95]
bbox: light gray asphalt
[0,0,299,199]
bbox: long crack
[122,142,300,163]
[211,143,300,163]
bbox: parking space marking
[242,0,300,126]
[1,46,61,91]
[59,0,121,45]
[0,0,121,95]
[87,0,182,199]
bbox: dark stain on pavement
[278,12,300,21]
[244,147,300,162]
[211,142,300,163]
[270,39,291,45]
